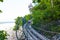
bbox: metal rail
[22,19,60,40]
[23,22,50,40]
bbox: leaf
[0,0,3,2]
[0,10,2,13]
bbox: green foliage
[13,0,60,37]
[13,17,22,30]
[0,0,3,2]
[13,14,31,31]
[0,0,3,13]
[0,1,7,40]
[32,0,60,30]
[0,10,2,13]
[31,0,60,37]
[24,14,32,22]
[0,30,7,40]
[32,0,41,3]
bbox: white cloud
[0,0,32,22]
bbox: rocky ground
[6,27,23,40]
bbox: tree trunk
[16,30,19,40]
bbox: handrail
[23,23,35,40]
[22,19,60,40]
[25,24,39,40]
[23,22,50,40]
[27,24,50,40]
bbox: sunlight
[0,0,32,30]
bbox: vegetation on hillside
[13,0,60,38]
[31,0,60,38]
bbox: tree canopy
[31,0,60,38]
[0,0,3,2]
[13,0,60,38]
[0,0,3,13]
[0,30,7,40]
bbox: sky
[0,0,32,22]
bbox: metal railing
[23,21,50,40]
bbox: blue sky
[0,0,32,22]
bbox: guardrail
[22,20,60,40]
[23,21,50,40]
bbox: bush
[0,30,7,40]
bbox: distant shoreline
[0,22,15,24]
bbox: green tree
[13,17,22,30]
[13,14,32,30]
[0,0,7,40]
[31,0,60,38]
[13,14,32,40]
[13,17,22,40]
[0,0,3,13]
[13,0,60,38]
[0,0,3,2]
[0,30,7,40]
[24,14,32,22]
